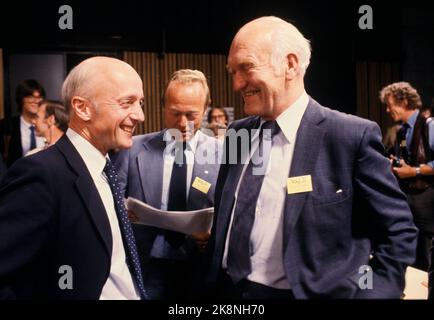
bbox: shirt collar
[256,90,309,143]
[406,109,419,128]
[66,128,108,180]
[20,116,33,129]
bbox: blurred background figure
[0,79,46,167]
[206,106,229,139]
[26,100,69,156]
[380,81,434,271]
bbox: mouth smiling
[243,89,260,97]
[120,125,135,135]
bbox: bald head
[230,16,311,75]
[62,56,141,113]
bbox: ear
[46,114,56,127]
[71,96,92,121]
[285,53,299,80]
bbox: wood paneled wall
[356,61,400,135]
[123,51,244,135]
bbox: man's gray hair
[254,16,312,75]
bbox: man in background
[115,69,221,299]
[380,82,434,271]
[0,79,46,167]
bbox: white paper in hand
[125,197,214,235]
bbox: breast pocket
[310,186,353,206]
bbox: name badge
[192,177,212,194]
[287,175,313,194]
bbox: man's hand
[189,231,210,252]
[127,210,139,223]
[392,160,416,179]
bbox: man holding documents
[115,69,222,299]
[205,16,418,299]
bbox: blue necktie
[29,125,36,150]
[166,142,187,248]
[227,120,280,283]
[104,159,148,299]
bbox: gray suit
[114,129,222,298]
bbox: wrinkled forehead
[228,37,271,68]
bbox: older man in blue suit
[205,16,418,299]
[115,69,222,299]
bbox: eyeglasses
[24,96,43,103]
[211,115,226,120]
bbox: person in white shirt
[0,79,45,167]
[205,16,417,299]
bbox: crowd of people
[0,16,432,300]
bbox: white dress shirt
[223,91,309,289]
[20,116,45,155]
[66,129,140,300]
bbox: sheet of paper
[125,197,214,235]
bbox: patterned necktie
[227,120,280,283]
[166,142,187,248]
[29,125,36,150]
[103,159,148,299]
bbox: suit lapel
[215,117,260,247]
[137,131,165,208]
[188,133,217,209]
[56,135,113,258]
[282,99,326,248]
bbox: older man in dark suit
[205,16,418,299]
[0,57,147,299]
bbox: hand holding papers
[125,197,214,235]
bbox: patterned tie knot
[173,141,187,166]
[261,120,280,140]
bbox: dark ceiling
[1,0,431,55]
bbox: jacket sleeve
[0,157,55,299]
[353,122,418,298]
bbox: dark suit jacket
[114,129,221,262]
[429,238,434,300]
[0,116,23,167]
[0,135,113,299]
[207,97,418,299]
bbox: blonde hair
[162,69,211,108]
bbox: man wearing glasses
[0,79,46,167]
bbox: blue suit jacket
[207,97,418,299]
[0,135,113,299]
[114,129,222,262]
